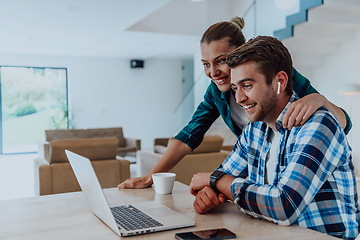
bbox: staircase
[274,0,360,77]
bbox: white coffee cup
[152,173,176,194]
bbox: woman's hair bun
[230,16,245,30]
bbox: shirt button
[259,170,263,175]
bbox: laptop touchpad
[145,207,177,217]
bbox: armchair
[138,135,230,185]
[34,137,130,195]
[41,127,141,159]
[84,127,141,158]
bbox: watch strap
[210,170,224,192]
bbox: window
[0,66,68,153]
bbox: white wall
[0,53,185,149]
[312,28,360,176]
[233,0,295,38]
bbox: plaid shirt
[174,68,352,150]
[218,93,359,239]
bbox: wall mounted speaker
[130,59,144,68]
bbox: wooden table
[0,181,337,239]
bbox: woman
[118,17,351,189]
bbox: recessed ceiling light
[191,0,204,2]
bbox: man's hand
[190,172,211,196]
[193,186,227,214]
[118,174,152,189]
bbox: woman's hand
[118,174,153,189]
[283,93,325,129]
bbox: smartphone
[175,228,236,240]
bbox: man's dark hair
[227,36,293,95]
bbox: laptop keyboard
[111,205,163,231]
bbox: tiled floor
[0,153,138,201]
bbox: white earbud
[277,82,281,95]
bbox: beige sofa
[34,137,130,195]
[40,127,141,160]
[137,135,230,185]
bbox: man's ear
[274,71,288,94]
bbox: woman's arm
[287,68,351,133]
[118,83,223,189]
[282,93,347,130]
[118,140,191,189]
[174,83,224,149]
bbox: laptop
[65,150,195,237]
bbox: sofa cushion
[118,146,137,153]
[168,135,224,154]
[86,127,125,147]
[50,159,128,194]
[170,151,228,185]
[192,135,224,154]
[49,137,119,163]
[45,129,87,141]
[154,138,170,147]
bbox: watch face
[212,170,224,178]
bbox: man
[189,36,360,240]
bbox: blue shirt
[175,68,352,150]
[218,93,360,239]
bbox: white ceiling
[0,0,212,59]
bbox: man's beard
[248,91,277,123]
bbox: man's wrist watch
[210,170,225,192]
